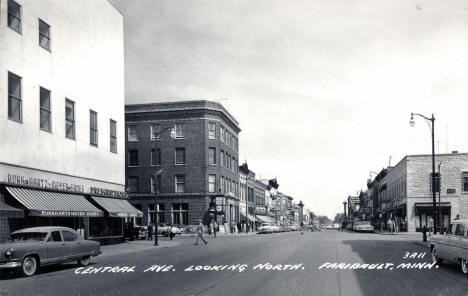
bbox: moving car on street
[429,219,468,274]
[0,226,100,277]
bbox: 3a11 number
[403,252,426,259]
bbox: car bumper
[0,260,22,269]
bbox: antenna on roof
[388,156,392,167]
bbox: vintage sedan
[0,226,101,277]
[429,219,468,274]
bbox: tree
[333,213,345,223]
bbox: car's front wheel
[461,259,468,274]
[22,256,38,277]
[78,256,90,267]
[432,247,443,265]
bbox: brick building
[374,152,468,232]
[125,101,241,228]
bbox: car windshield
[10,232,48,242]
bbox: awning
[415,202,451,215]
[0,202,24,218]
[6,187,103,217]
[240,213,257,222]
[256,215,275,223]
[91,196,143,218]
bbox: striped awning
[240,213,257,222]
[0,202,24,218]
[6,187,103,217]
[256,215,275,223]
[91,196,143,218]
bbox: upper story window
[208,175,216,193]
[175,175,185,193]
[89,110,98,146]
[39,87,51,132]
[39,19,51,51]
[150,124,161,140]
[175,123,185,138]
[65,99,75,139]
[208,122,216,139]
[220,126,225,143]
[208,147,216,165]
[8,72,22,123]
[128,177,139,193]
[110,119,117,153]
[224,130,229,145]
[175,148,186,165]
[8,0,21,34]
[127,125,138,141]
[128,150,139,166]
[463,173,468,192]
[220,150,225,167]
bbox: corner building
[0,0,140,243]
[125,101,241,228]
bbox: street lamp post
[153,126,175,246]
[438,161,443,231]
[410,112,437,234]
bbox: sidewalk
[99,239,183,257]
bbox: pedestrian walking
[194,219,208,245]
[168,224,175,240]
[300,221,304,234]
[213,221,218,237]
[147,223,153,241]
[208,220,213,236]
[230,220,235,234]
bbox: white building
[0,0,140,243]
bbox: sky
[109,0,468,219]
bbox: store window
[172,203,189,225]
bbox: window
[208,175,216,193]
[8,0,21,34]
[8,72,22,123]
[150,124,161,140]
[175,148,186,164]
[220,177,225,193]
[220,150,225,167]
[62,231,77,242]
[148,204,165,223]
[157,148,161,165]
[172,203,188,225]
[65,99,75,139]
[127,125,138,141]
[175,123,185,138]
[110,120,117,153]
[208,122,216,139]
[208,148,216,165]
[175,175,185,193]
[225,131,229,145]
[128,177,138,193]
[151,149,156,166]
[128,150,139,166]
[150,176,155,193]
[89,110,98,146]
[220,126,225,143]
[39,87,51,132]
[463,173,468,192]
[50,231,61,242]
[455,224,465,237]
[39,19,51,51]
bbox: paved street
[2,230,468,296]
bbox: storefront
[0,168,142,244]
[415,202,451,233]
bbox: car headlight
[5,248,14,258]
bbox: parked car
[353,221,374,232]
[258,223,273,234]
[0,226,100,277]
[429,219,468,274]
[156,223,182,237]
